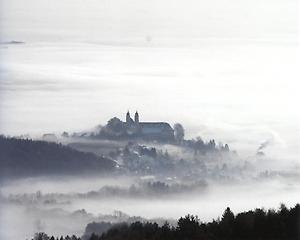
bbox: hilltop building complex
[124,111,174,141]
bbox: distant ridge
[0,136,115,179]
[0,40,25,45]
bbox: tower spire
[126,110,131,124]
[135,111,139,123]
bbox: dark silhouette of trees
[0,136,115,178]
[183,137,231,155]
[31,233,81,240]
[219,207,235,239]
[102,118,126,137]
[30,204,300,239]
[33,232,50,240]
[77,204,300,240]
[177,215,201,240]
[83,222,113,239]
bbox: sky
[0,2,300,239]
[0,0,298,42]
[0,0,299,156]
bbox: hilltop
[0,136,115,179]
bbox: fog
[0,0,299,239]
[1,138,300,239]
[1,42,299,158]
[1,0,299,150]
[1,171,300,239]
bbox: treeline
[183,138,231,155]
[31,204,300,240]
[97,204,300,240]
[0,136,115,178]
[31,233,80,240]
[98,204,300,240]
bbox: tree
[220,207,235,238]
[61,132,69,138]
[224,144,229,152]
[34,232,49,240]
[106,117,125,133]
[174,123,184,143]
[177,215,200,239]
[89,233,99,240]
[222,207,235,224]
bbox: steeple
[134,111,139,124]
[126,111,131,124]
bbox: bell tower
[126,111,131,124]
[134,111,139,124]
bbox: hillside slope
[0,136,116,178]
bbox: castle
[124,111,174,141]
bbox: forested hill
[30,204,300,240]
[0,136,116,178]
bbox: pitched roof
[139,122,173,133]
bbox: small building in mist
[42,133,58,142]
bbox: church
[124,111,174,141]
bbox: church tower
[126,111,132,124]
[134,111,139,124]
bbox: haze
[0,0,300,239]
[0,0,299,153]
